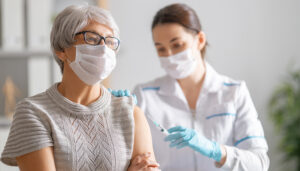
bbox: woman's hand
[128,153,161,171]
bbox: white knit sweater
[1,83,135,171]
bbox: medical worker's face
[152,23,205,57]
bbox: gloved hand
[164,126,222,162]
[108,88,137,104]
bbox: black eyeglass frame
[75,31,120,50]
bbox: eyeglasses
[75,31,120,50]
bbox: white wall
[109,0,300,170]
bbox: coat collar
[201,62,223,94]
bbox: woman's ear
[55,50,67,61]
[197,31,206,51]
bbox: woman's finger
[143,159,160,168]
[131,152,151,165]
[145,167,162,171]
[136,159,160,170]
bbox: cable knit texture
[1,83,135,171]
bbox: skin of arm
[215,145,227,167]
[16,146,56,171]
[128,106,159,170]
[131,106,156,161]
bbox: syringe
[147,116,169,136]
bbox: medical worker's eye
[171,40,185,49]
[172,43,183,49]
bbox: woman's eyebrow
[155,42,162,46]
[84,30,114,37]
[155,37,180,46]
[170,37,179,43]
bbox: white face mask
[68,44,116,85]
[159,48,197,79]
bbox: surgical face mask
[68,44,116,85]
[159,48,197,79]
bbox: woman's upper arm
[1,100,54,166]
[234,82,268,149]
[16,146,56,171]
[132,106,156,161]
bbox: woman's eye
[86,37,98,43]
[172,43,182,49]
[106,40,113,46]
[157,48,165,52]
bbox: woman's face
[57,20,114,63]
[152,23,205,58]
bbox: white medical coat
[133,63,269,171]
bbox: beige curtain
[97,0,110,88]
[97,0,108,9]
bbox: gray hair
[50,5,120,73]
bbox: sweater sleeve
[1,100,53,166]
[220,81,269,170]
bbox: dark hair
[152,3,207,57]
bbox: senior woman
[0,5,159,171]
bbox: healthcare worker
[114,3,269,171]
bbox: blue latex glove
[164,126,222,162]
[108,88,137,104]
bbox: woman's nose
[100,39,105,45]
[165,49,172,57]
